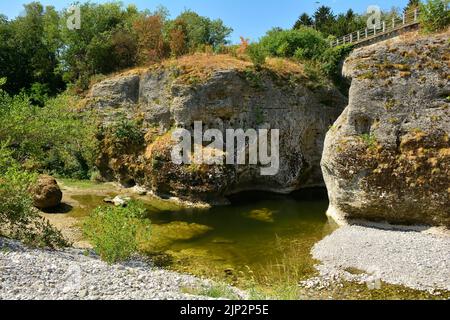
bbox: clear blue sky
[0,0,409,43]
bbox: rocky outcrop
[29,175,63,209]
[322,32,450,227]
[85,54,347,202]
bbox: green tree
[59,2,139,89]
[0,2,63,96]
[259,27,327,60]
[293,13,314,29]
[313,6,336,34]
[405,0,421,13]
[167,10,232,52]
[420,0,450,32]
[0,91,97,179]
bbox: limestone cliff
[85,54,347,203]
[322,32,450,227]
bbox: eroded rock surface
[86,54,347,202]
[322,32,450,227]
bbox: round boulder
[30,175,63,209]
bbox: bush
[247,43,268,67]
[320,44,354,78]
[420,0,450,33]
[111,118,144,146]
[83,201,152,263]
[0,91,97,179]
[0,143,67,248]
[259,27,327,60]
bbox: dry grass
[265,57,306,78]
[156,53,253,84]
[163,53,253,72]
[93,53,308,87]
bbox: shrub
[111,118,144,145]
[259,27,327,60]
[83,200,152,263]
[420,0,450,33]
[0,92,97,179]
[320,43,354,78]
[247,43,268,68]
[0,143,67,248]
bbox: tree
[420,0,450,33]
[133,14,167,64]
[404,0,421,13]
[0,2,63,97]
[258,27,327,60]
[293,13,314,29]
[168,18,188,56]
[167,10,232,53]
[59,2,140,88]
[313,6,336,34]
[208,18,233,49]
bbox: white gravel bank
[0,238,239,300]
[309,225,450,292]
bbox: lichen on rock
[322,31,450,227]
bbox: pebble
[303,225,450,292]
[0,238,244,300]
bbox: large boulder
[30,175,63,209]
[322,32,450,227]
[86,54,347,202]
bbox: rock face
[322,32,450,227]
[86,54,347,202]
[30,175,63,209]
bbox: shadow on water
[41,203,74,214]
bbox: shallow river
[70,190,335,286]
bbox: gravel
[306,225,450,292]
[0,238,241,300]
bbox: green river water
[69,191,335,286]
[66,187,445,299]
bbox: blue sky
[0,0,409,43]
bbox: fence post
[357,30,360,41]
[374,25,377,36]
[414,8,418,21]
[343,36,346,44]
[383,21,386,32]
[365,28,368,38]
[350,33,353,42]
[392,17,395,29]
[403,13,406,24]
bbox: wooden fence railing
[330,9,420,47]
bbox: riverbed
[38,179,450,300]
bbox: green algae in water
[144,193,335,286]
[68,191,334,285]
[63,187,448,299]
[69,195,112,218]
